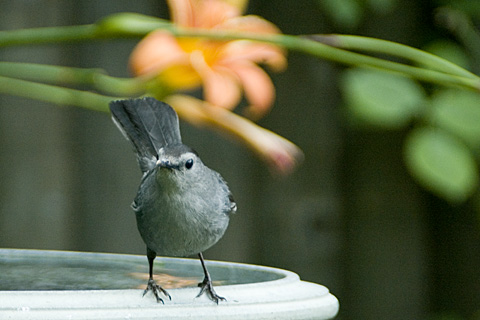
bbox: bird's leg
[196,252,226,304]
[143,247,171,303]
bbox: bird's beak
[156,159,179,170]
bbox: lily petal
[228,61,275,118]
[220,40,287,71]
[169,0,240,28]
[205,67,242,109]
[223,0,249,13]
[196,0,240,28]
[220,15,282,34]
[129,31,188,76]
[167,0,194,27]
[190,50,242,109]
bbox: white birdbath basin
[0,249,339,319]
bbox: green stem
[0,62,147,96]
[274,34,480,90]
[0,75,115,112]
[0,24,100,47]
[0,12,479,92]
[169,28,480,90]
[0,13,170,47]
[309,34,478,79]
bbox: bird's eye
[185,158,194,169]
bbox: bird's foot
[196,277,226,304]
[143,278,171,304]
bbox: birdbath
[0,249,339,319]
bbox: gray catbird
[109,97,237,303]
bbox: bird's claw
[196,277,226,304]
[143,278,171,304]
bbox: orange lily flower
[129,0,286,118]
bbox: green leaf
[404,127,479,203]
[423,40,470,70]
[365,0,398,15]
[317,0,363,30]
[341,68,426,129]
[429,89,480,147]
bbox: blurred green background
[1,0,480,319]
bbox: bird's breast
[134,187,230,257]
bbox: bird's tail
[109,98,182,172]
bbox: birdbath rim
[0,248,339,319]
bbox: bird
[109,97,237,304]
